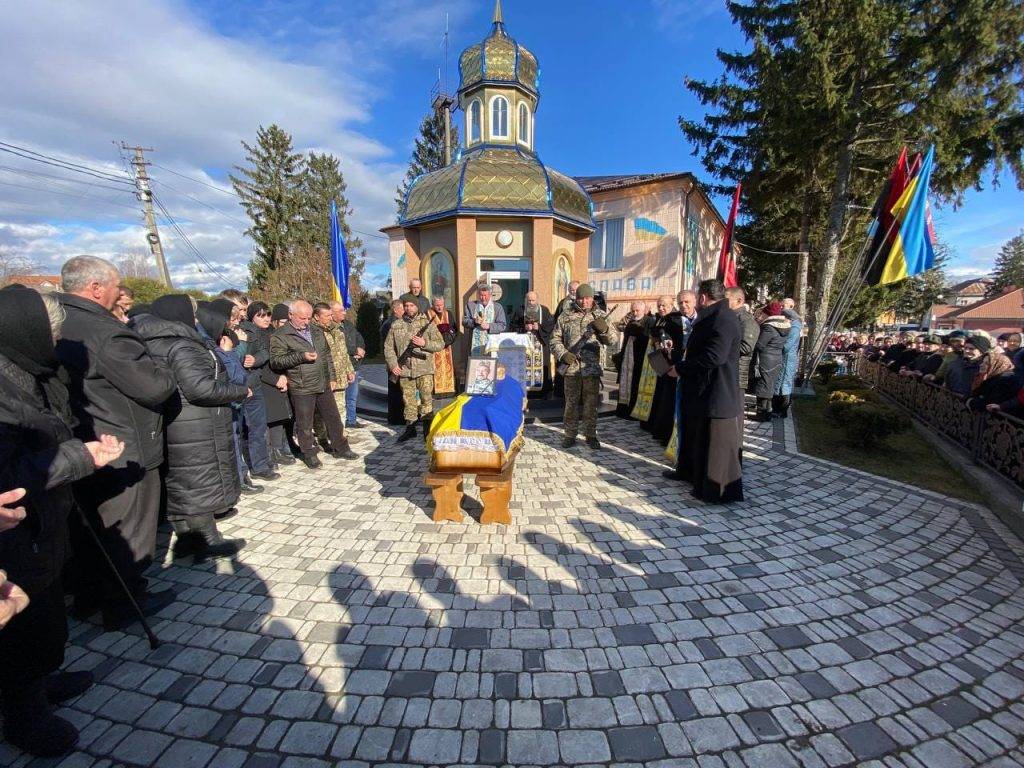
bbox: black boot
[301,452,322,469]
[1,682,78,757]
[189,514,246,562]
[396,420,418,443]
[44,671,94,704]
[240,475,263,494]
[422,413,434,436]
[274,448,297,466]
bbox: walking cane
[75,507,160,650]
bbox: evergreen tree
[989,232,1024,294]
[395,108,460,213]
[681,0,1024,362]
[230,124,306,288]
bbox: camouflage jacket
[315,321,354,390]
[550,305,615,377]
[383,314,444,378]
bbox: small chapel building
[385,2,730,328]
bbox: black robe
[381,317,405,424]
[615,314,653,418]
[515,304,555,396]
[674,299,744,503]
[642,312,688,444]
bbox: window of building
[517,102,531,147]
[467,100,482,144]
[490,96,509,139]
[588,217,625,270]
[626,278,636,291]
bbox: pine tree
[230,124,306,288]
[989,232,1024,294]
[395,108,460,214]
[681,0,1024,362]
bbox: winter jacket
[462,300,508,337]
[383,314,445,378]
[735,307,759,393]
[314,320,354,390]
[675,299,743,419]
[134,314,248,518]
[270,322,337,396]
[774,309,803,397]
[912,352,944,376]
[0,354,96,594]
[341,319,366,369]
[751,315,792,399]
[943,357,980,397]
[250,324,291,423]
[57,293,176,471]
[550,305,615,377]
[238,319,271,388]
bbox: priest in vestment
[427,296,458,397]
[665,279,743,503]
[515,291,555,396]
[641,296,687,445]
[615,301,652,418]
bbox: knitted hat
[271,303,289,322]
[400,293,418,305]
[575,283,595,299]
[968,335,993,352]
[923,335,942,345]
[765,301,784,316]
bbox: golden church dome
[458,1,539,98]
[400,147,593,230]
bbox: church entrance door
[479,258,530,327]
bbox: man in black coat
[55,256,178,628]
[665,279,744,503]
[270,300,357,469]
[726,287,758,397]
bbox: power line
[0,179,142,212]
[0,164,136,195]
[0,141,133,185]
[148,177,250,227]
[151,161,388,241]
[150,191,235,288]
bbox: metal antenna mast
[432,12,456,166]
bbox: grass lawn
[791,385,985,504]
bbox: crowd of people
[0,255,370,756]
[828,328,1024,416]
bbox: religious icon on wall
[465,356,498,396]
[555,255,571,306]
[427,250,455,313]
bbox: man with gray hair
[55,255,178,629]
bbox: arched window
[490,95,509,139]
[517,102,531,147]
[467,100,482,144]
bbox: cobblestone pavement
[4,417,1024,767]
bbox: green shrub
[825,389,872,424]
[841,402,911,447]
[816,361,839,383]
[826,375,867,393]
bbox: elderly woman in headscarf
[0,285,124,757]
[134,295,248,560]
[963,334,1015,410]
[750,300,791,421]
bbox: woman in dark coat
[750,301,791,421]
[0,285,124,757]
[137,295,248,560]
[248,302,294,465]
[642,300,687,445]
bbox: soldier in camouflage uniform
[312,302,356,445]
[549,283,615,449]
[384,294,444,442]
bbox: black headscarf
[150,294,195,327]
[196,301,229,341]
[246,301,270,322]
[210,298,236,322]
[271,303,289,323]
[0,284,57,376]
[127,303,151,319]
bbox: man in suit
[463,283,507,355]
[665,278,744,503]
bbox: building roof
[926,303,956,319]
[947,277,992,296]
[943,287,1024,321]
[400,146,594,231]
[576,173,694,194]
[458,1,538,100]
[5,274,61,290]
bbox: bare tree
[0,247,39,287]
[118,249,156,279]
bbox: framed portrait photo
[465,356,498,396]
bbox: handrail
[851,357,1024,490]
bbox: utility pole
[433,13,456,166]
[121,142,172,287]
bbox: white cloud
[0,0,462,291]
[651,0,727,34]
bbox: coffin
[427,375,527,472]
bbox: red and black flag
[862,147,910,285]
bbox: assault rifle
[389,320,431,383]
[556,304,621,377]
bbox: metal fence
[852,357,1024,491]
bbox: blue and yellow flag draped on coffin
[427,376,527,465]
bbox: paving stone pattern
[4,417,1024,767]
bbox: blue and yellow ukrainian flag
[329,199,350,307]
[634,217,668,243]
[879,145,936,285]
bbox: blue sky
[1,0,1019,288]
